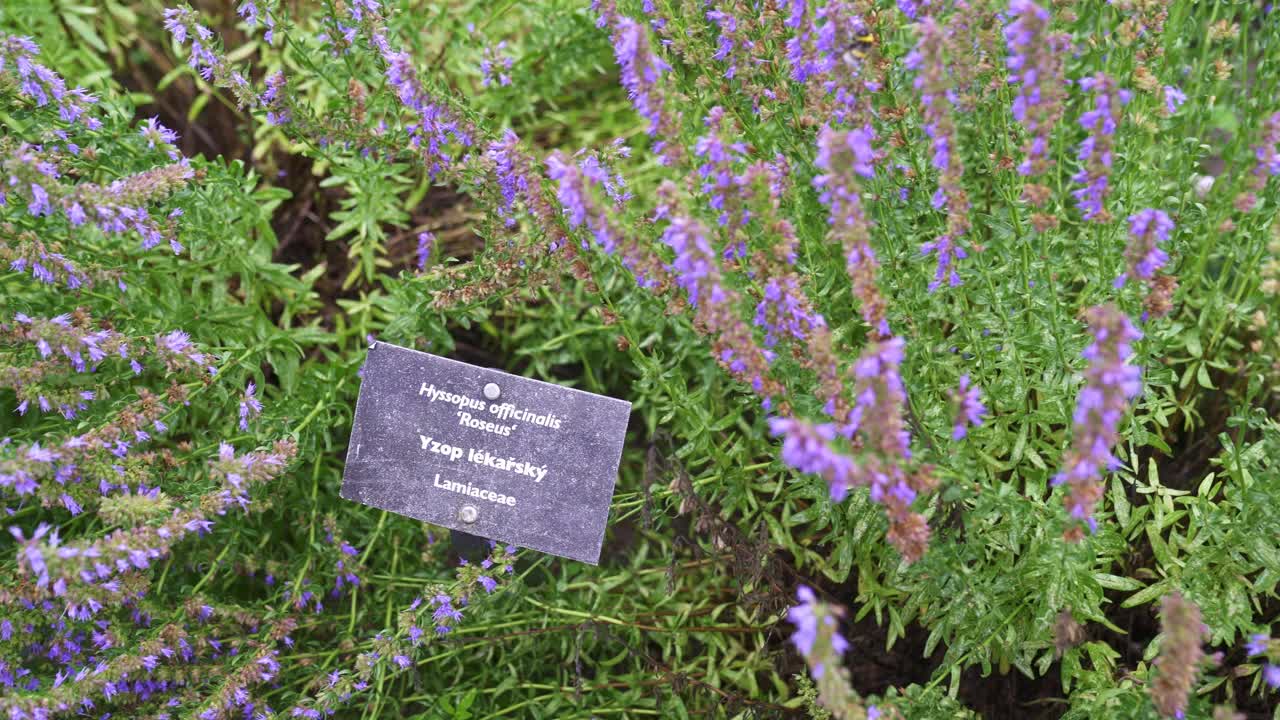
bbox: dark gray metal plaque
[341,342,631,564]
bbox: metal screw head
[483,382,501,400]
[458,505,479,524]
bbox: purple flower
[1163,85,1186,115]
[1241,112,1280,205]
[1247,633,1271,657]
[919,234,967,291]
[381,47,470,177]
[412,231,433,271]
[786,586,849,682]
[754,277,825,348]
[477,575,497,593]
[1117,208,1173,287]
[479,41,514,88]
[0,35,99,129]
[238,382,263,431]
[237,1,260,27]
[486,130,528,226]
[432,597,463,626]
[660,215,719,309]
[1005,0,1069,192]
[768,417,853,501]
[260,70,290,125]
[693,107,750,228]
[163,8,189,44]
[908,17,970,290]
[27,183,51,216]
[772,337,932,562]
[140,116,179,151]
[897,0,933,19]
[1054,305,1142,536]
[814,125,888,337]
[1071,74,1129,222]
[595,2,681,164]
[950,375,986,440]
[1265,664,1280,689]
[787,585,820,658]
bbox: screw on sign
[341,342,631,564]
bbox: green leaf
[1095,573,1143,592]
[1196,363,1216,389]
[1121,581,1169,609]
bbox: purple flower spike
[1117,208,1173,287]
[1055,305,1142,538]
[950,375,987,440]
[908,17,971,291]
[1071,74,1128,222]
[594,1,681,164]
[238,382,263,431]
[786,586,853,692]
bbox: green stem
[190,532,238,595]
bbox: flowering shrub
[2,0,1280,718]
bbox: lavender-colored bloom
[545,155,624,257]
[908,17,970,291]
[1163,85,1186,115]
[694,107,750,228]
[477,575,497,593]
[754,277,825,347]
[479,41,514,88]
[661,215,720,309]
[1265,664,1280,689]
[788,1,879,124]
[139,117,179,151]
[486,130,528,226]
[4,143,194,253]
[381,47,471,177]
[771,338,933,563]
[768,417,853,500]
[1071,74,1130,222]
[0,34,100,130]
[27,183,51,216]
[897,0,930,19]
[1005,0,1069,189]
[415,231,435,270]
[814,125,889,337]
[1238,112,1280,210]
[547,150,654,278]
[595,2,681,164]
[911,16,967,286]
[1255,113,1280,176]
[706,6,755,81]
[950,374,986,440]
[786,586,850,682]
[237,1,259,26]
[260,70,290,126]
[787,585,821,657]
[1247,634,1271,657]
[432,595,463,633]
[919,234,967,291]
[238,382,263,431]
[1054,305,1142,536]
[163,8,188,44]
[1117,208,1173,287]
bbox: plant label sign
[341,341,631,564]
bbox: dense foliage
[2,0,1279,717]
